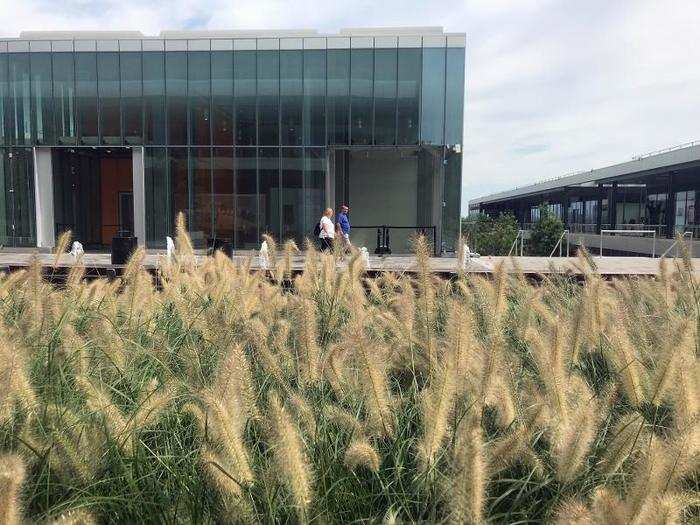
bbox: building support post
[608,182,618,228]
[132,147,146,247]
[665,171,675,238]
[596,184,603,233]
[33,147,55,249]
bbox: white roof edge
[7,27,463,41]
[470,143,700,205]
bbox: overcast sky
[1,0,699,214]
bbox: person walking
[318,208,335,251]
[336,205,352,251]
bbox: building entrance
[53,148,134,250]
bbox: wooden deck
[0,250,696,277]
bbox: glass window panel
[213,147,233,240]
[259,146,280,239]
[120,52,142,145]
[97,52,121,144]
[257,50,279,145]
[280,50,302,146]
[30,53,54,145]
[304,148,325,241]
[0,56,7,146]
[8,53,31,145]
[442,149,461,251]
[0,150,9,243]
[166,52,187,145]
[420,47,445,145]
[143,52,166,145]
[144,147,168,246]
[373,48,397,145]
[169,147,189,230]
[303,49,325,146]
[188,52,210,145]
[350,49,373,145]
[52,53,75,145]
[190,146,212,244]
[75,52,98,145]
[10,147,35,246]
[281,147,303,243]
[212,51,233,145]
[327,49,349,145]
[234,50,256,146]
[397,48,420,145]
[445,47,465,145]
[234,147,257,248]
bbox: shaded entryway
[53,148,134,250]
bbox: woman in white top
[318,208,335,251]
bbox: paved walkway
[0,250,696,277]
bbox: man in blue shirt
[336,205,351,251]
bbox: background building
[0,28,465,253]
[469,142,700,256]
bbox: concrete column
[33,147,55,249]
[132,147,146,247]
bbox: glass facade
[0,36,465,250]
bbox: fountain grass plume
[268,392,314,520]
[0,453,25,525]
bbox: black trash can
[111,236,138,265]
[208,238,234,258]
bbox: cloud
[1,0,698,214]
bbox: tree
[528,205,565,256]
[461,212,519,256]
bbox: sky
[1,0,699,215]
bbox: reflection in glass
[30,53,54,145]
[97,52,121,144]
[10,148,35,245]
[143,52,166,145]
[281,147,303,243]
[259,147,280,238]
[442,149,462,251]
[75,53,98,144]
[445,47,465,145]
[8,53,31,145]
[327,49,349,145]
[0,150,8,243]
[213,147,234,240]
[234,147,257,248]
[280,50,302,146]
[191,147,212,242]
[420,47,445,145]
[374,48,397,145]
[189,52,210,145]
[303,50,325,146]
[166,52,187,145]
[397,48,420,145]
[234,51,256,146]
[0,55,7,145]
[120,52,142,144]
[257,50,279,145]
[304,148,325,240]
[144,147,168,245]
[212,51,233,145]
[350,49,373,145]
[168,147,188,230]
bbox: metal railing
[599,229,657,257]
[660,231,694,258]
[351,225,438,256]
[508,230,525,257]
[549,230,570,258]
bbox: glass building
[0,28,465,253]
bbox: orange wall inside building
[100,157,133,245]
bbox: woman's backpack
[313,221,322,237]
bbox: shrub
[461,212,519,255]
